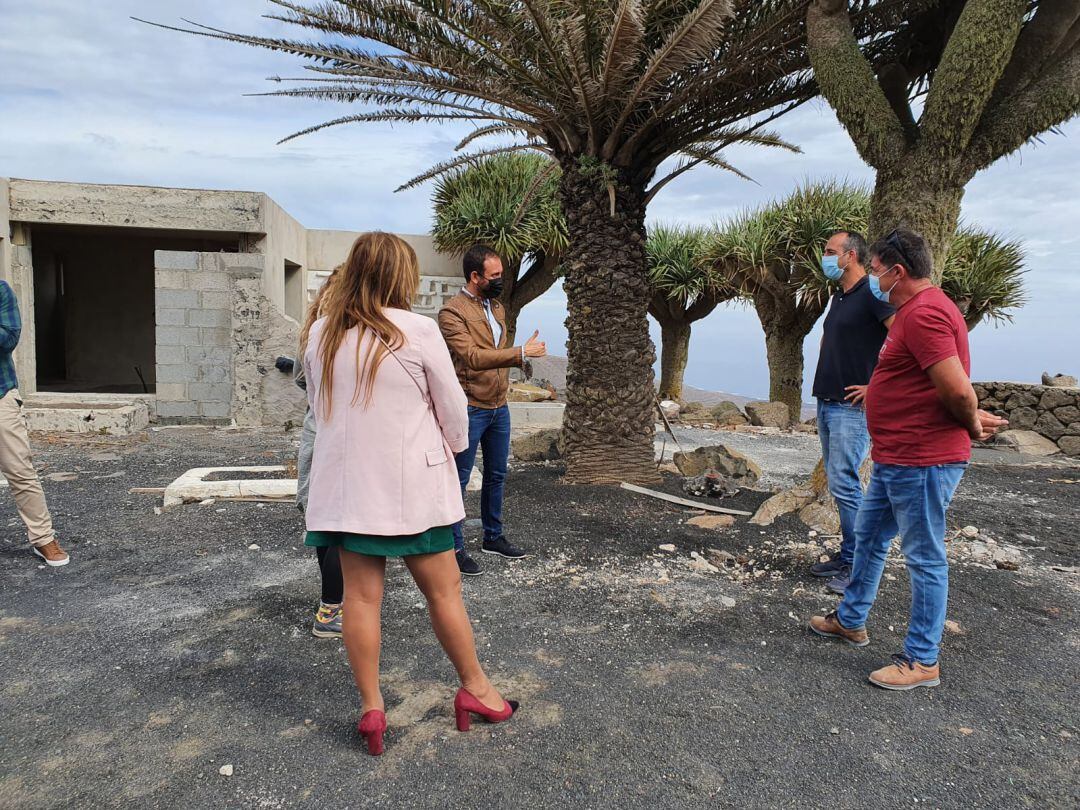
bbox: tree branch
[510,250,561,314]
[919,0,1026,158]
[805,1,909,168]
[964,44,1080,174]
[992,0,1080,104]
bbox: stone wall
[154,251,246,422]
[155,250,306,427]
[975,381,1080,457]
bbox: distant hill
[518,355,815,420]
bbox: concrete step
[23,396,150,436]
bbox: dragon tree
[807,0,1080,277]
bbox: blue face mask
[868,267,897,303]
[821,254,843,281]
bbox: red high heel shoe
[357,709,387,755]
[453,688,519,732]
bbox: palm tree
[431,153,567,345]
[710,181,870,417]
[647,225,738,401]
[941,227,1027,330]
[144,1,930,484]
[806,0,1080,278]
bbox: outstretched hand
[524,330,547,358]
[971,409,1008,442]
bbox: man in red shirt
[809,228,1006,690]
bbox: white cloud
[2,0,1078,396]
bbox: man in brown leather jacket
[438,244,547,576]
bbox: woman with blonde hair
[303,232,517,755]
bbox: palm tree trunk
[868,166,965,282]
[764,326,805,420]
[658,319,691,402]
[559,163,657,485]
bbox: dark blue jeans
[838,462,967,665]
[817,400,872,565]
[452,405,511,551]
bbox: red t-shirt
[865,286,971,466]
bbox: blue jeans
[817,400,872,565]
[452,405,511,551]
[837,462,967,665]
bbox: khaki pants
[0,389,55,547]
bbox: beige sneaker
[869,654,940,690]
[33,539,70,567]
[809,611,869,647]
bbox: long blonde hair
[316,232,420,417]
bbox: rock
[507,382,555,402]
[993,429,1061,456]
[1007,406,1038,430]
[744,401,791,429]
[688,551,720,573]
[995,559,1020,571]
[658,543,676,552]
[749,488,816,526]
[719,596,736,608]
[1034,411,1067,441]
[1053,405,1080,425]
[798,501,840,535]
[199,498,216,506]
[1058,435,1080,457]
[829,727,840,735]
[1039,387,1075,411]
[687,515,736,530]
[1042,372,1078,388]
[658,400,681,419]
[960,525,979,538]
[709,401,748,426]
[682,470,740,498]
[673,444,761,484]
[219,764,234,777]
[46,472,78,482]
[793,423,818,434]
[247,544,260,551]
[708,548,737,567]
[680,401,708,416]
[658,461,680,475]
[511,428,562,461]
[944,620,964,635]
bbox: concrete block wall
[975,381,1080,457]
[155,251,264,422]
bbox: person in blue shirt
[809,231,894,593]
[0,280,69,566]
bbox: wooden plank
[620,483,753,516]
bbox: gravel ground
[0,426,1077,809]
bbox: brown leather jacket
[438,290,523,409]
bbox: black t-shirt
[812,276,895,402]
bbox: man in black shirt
[810,231,895,593]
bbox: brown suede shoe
[809,611,869,647]
[33,539,70,567]
[869,654,940,690]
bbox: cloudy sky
[2,1,1078,401]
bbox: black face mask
[480,277,504,299]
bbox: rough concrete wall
[9,179,263,233]
[976,381,1080,456]
[230,271,306,429]
[8,227,36,394]
[0,178,10,289]
[306,230,460,278]
[254,195,308,313]
[155,251,244,422]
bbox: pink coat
[303,308,469,536]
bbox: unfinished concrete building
[0,178,462,431]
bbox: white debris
[219,764,233,777]
[658,543,676,552]
[247,544,261,551]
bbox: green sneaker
[312,603,343,638]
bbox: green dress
[305,525,454,558]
